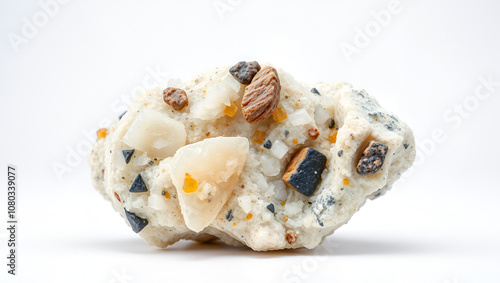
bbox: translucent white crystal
[270,140,288,159]
[288,109,312,126]
[123,108,186,159]
[260,155,280,176]
[169,137,249,232]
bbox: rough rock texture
[89,64,415,251]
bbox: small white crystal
[238,196,253,214]
[133,152,150,166]
[270,140,288,159]
[314,105,330,125]
[272,180,287,202]
[260,155,280,176]
[288,109,312,126]
[255,173,268,190]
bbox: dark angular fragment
[122,149,135,164]
[229,61,261,84]
[129,174,148,192]
[328,119,335,129]
[404,144,409,149]
[284,130,290,137]
[310,88,320,95]
[337,150,343,157]
[356,141,388,175]
[124,208,149,233]
[118,111,127,120]
[282,148,327,197]
[266,203,276,215]
[263,140,272,149]
[226,210,233,221]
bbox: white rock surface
[89,64,415,251]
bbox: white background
[1,0,500,282]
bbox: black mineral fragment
[118,111,127,120]
[122,149,135,164]
[266,203,276,215]
[226,210,234,221]
[311,88,320,95]
[328,119,335,129]
[263,140,272,149]
[129,174,148,193]
[124,208,149,233]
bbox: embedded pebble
[356,141,388,175]
[229,61,261,84]
[282,148,327,197]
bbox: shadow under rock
[81,235,433,257]
[79,237,157,254]
[327,236,434,256]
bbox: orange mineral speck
[284,216,289,221]
[224,101,238,117]
[260,148,264,152]
[162,191,170,199]
[183,173,198,193]
[272,107,288,122]
[233,222,236,226]
[203,90,206,94]
[252,130,266,144]
[328,130,338,143]
[281,201,286,206]
[246,213,253,220]
[295,103,299,107]
[96,128,108,140]
[343,178,350,186]
[292,139,298,145]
